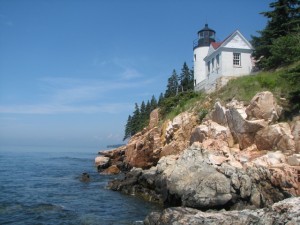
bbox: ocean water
[0,147,161,225]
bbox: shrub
[198,108,208,123]
[267,33,300,69]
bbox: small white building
[193,24,254,93]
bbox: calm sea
[0,146,161,225]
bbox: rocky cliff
[144,197,300,225]
[97,91,300,223]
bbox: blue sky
[0,0,272,150]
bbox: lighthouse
[193,24,216,91]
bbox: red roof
[211,42,222,49]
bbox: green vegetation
[252,0,300,69]
[198,108,209,123]
[164,61,300,123]
[213,61,300,118]
[268,32,300,67]
[123,62,194,140]
[165,62,194,97]
[123,97,158,141]
[280,62,300,117]
[159,91,204,121]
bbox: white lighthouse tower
[193,24,216,91]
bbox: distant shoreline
[106,144,124,149]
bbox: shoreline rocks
[95,156,110,171]
[97,91,300,223]
[245,91,282,123]
[80,172,91,182]
[144,197,300,225]
[108,143,294,210]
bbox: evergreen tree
[262,0,300,36]
[179,62,193,92]
[123,115,132,141]
[146,100,151,116]
[165,69,179,97]
[140,100,148,129]
[268,32,300,66]
[158,92,164,106]
[131,103,140,135]
[281,64,300,117]
[150,95,157,111]
[140,101,146,118]
[252,0,300,69]
[165,69,178,98]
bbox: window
[212,58,215,72]
[233,53,241,66]
[194,54,196,62]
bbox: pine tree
[252,0,300,69]
[262,0,300,37]
[123,115,132,141]
[146,100,151,116]
[140,100,148,129]
[179,62,193,92]
[150,95,157,111]
[165,69,179,97]
[158,92,164,106]
[140,101,146,119]
[268,32,300,66]
[131,103,140,135]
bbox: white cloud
[0,57,155,115]
[120,68,142,80]
[38,76,152,104]
[90,56,144,80]
[110,57,146,80]
[0,75,153,114]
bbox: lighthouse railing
[193,39,199,49]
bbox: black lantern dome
[195,24,216,48]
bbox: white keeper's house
[193,24,255,93]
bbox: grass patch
[213,71,282,103]
[159,61,300,124]
[160,91,205,121]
